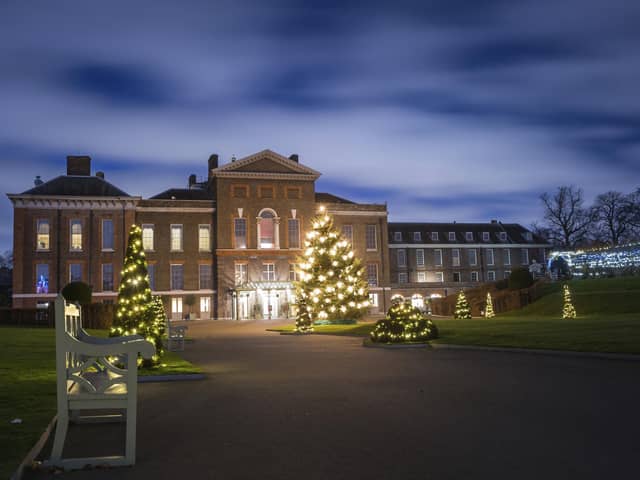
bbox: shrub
[370,301,439,343]
[495,279,509,290]
[61,281,92,305]
[314,318,356,325]
[508,268,534,290]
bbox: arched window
[257,209,279,249]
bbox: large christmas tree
[562,284,577,319]
[454,290,472,319]
[111,224,164,357]
[484,292,495,318]
[294,210,369,332]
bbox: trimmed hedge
[61,281,92,305]
[508,268,534,290]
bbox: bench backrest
[54,294,84,373]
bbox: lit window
[199,264,212,289]
[413,232,421,242]
[468,249,477,266]
[102,264,113,291]
[259,211,275,249]
[411,294,424,309]
[366,264,378,286]
[200,297,210,314]
[102,219,114,250]
[449,232,456,241]
[199,225,211,252]
[36,264,49,293]
[366,225,377,250]
[435,272,444,283]
[36,220,50,251]
[434,249,443,266]
[289,264,299,282]
[482,232,490,242]
[504,249,511,265]
[486,248,495,265]
[288,219,300,249]
[466,232,473,241]
[172,297,183,314]
[416,249,425,266]
[417,271,426,282]
[431,232,439,241]
[142,224,154,251]
[262,263,275,281]
[70,220,82,251]
[397,249,406,267]
[398,272,408,283]
[171,225,183,251]
[452,249,460,267]
[394,232,402,242]
[235,263,247,285]
[170,264,184,290]
[368,293,379,307]
[69,263,82,282]
[234,218,247,249]
[342,225,353,243]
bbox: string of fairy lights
[550,241,640,274]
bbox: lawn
[0,327,201,479]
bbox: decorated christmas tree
[454,290,472,319]
[294,209,369,332]
[562,284,577,319]
[484,292,495,318]
[111,224,164,358]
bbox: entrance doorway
[261,290,279,319]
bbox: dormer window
[465,232,473,241]
[448,232,456,241]
[524,232,533,241]
[482,232,490,242]
[393,232,402,242]
[499,232,507,241]
[431,232,439,241]
[413,232,421,242]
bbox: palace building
[7,150,549,318]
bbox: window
[171,297,183,314]
[435,272,444,283]
[524,232,533,241]
[521,248,529,265]
[342,225,353,243]
[235,263,247,285]
[504,270,511,279]
[504,249,511,265]
[234,218,247,249]
[70,220,82,251]
[398,272,408,283]
[411,294,425,310]
[199,225,211,252]
[393,232,402,242]
[368,293,379,307]
[366,225,377,250]
[200,297,210,314]
[142,224,154,251]
[288,219,300,249]
[199,264,212,290]
[453,272,461,282]
[366,264,378,286]
[468,249,477,266]
[262,263,275,281]
[499,232,507,242]
[69,263,82,282]
[482,232,490,242]
[148,264,155,290]
[232,185,248,198]
[487,271,496,281]
[36,264,49,293]
[171,225,183,251]
[465,232,473,241]
[397,249,406,267]
[452,249,460,267]
[431,232,439,241]
[259,186,274,198]
[36,219,50,251]
[434,249,443,266]
[486,248,494,265]
[416,249,425,266]
[471,271,479,282]
[259,211,275,249]
[102,219,114,250]
[286,187,301,199]
[102,264,113,291]
[170,264,184,290]
[289,264,299,282]
[413,231,421,242]
[448,232,456,241]
[417,271,426,282]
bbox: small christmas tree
[111,224,163,359]
[484,292,495,318]
[454,290,472,319]
[562,284,577,319]
[294,209,369,331]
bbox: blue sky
[1,0,639,252]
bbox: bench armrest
[78,329,144,344]
[66,334,156,359]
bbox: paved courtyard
[31,320,640,479]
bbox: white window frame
[288,218,300,249]
[522,248,529,265]
[102,263,114,291]
[416,249,425,267]
[487,271,496,281]
[198,224,211,252]
[504,248,511,266]
[448,232,456,241]
[170,224,183,252]
[393,231,402,242]
[499,232,507,241]
[482,232,490,242]
[366,224,378,251]
[417,271,426,282]
[431,232,439,241]
[398,272,408,284]
[453,272,461,283]
[69,263,82,282]
[147,264,155,291]
[235,263,248,285]
[452,248,460,267]
[342,225,353,243]
[470,271,479,282]
[468,248,477,266]
[368,293,379,307]
[366,264,378,287]
[70,219,82,251]
[413,231,421,242]
[142,224,154,251]
[170,263,184,290]
[486,248,495,266]
[36,219,50,251]
[434,249,443,266]
[262,263,275,281]
[234,218,247,249]
[199,264,212,290]
[200,296,210,314]
[465,232,473,241]
[171,297,183,314]
[102,218,114,251]
[435,272,444,283]
[397,249,406,267]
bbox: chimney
[188,174,197,187]
[95,171,105,180]
[67,155,91,176]
[289,153,299,163]
[491,219,498,224]
[208,154,218,171]
[34,175,43,186]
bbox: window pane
[416,249,425,266]
[234,218,247,248]
[171,225,183,251]
[70,263,82,282]
[522,248,529,264]
[452,249,460,266]
[148,264,155,290]
[37,220,50,250]
[504,249,511,265]
[468,249,477,266]
[142,225,154,251]
[235,264,247,285]
[288,219,300,249]
[342,225,353,243]
[200,297,210,313]
[102,263,113,291]
[199,264,212,289]
[486,248,494,265]
[171,264,184,290]
[398,272,408,283]
[434,249,443,266]
[199,225,210,251]
[260,213,274,248]
[413,232,421,241]
[36,264,49,293]
[70,220,82,251]
[172,297,183,313]
[366,225,377,250]
[262,263,275,281]
[102,219,114,250]
[397,249,406,267]
[289,264,299,282]
[366,264,378,286]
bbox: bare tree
[592,191,634,246]
[0,250,12,269]
[540,186,593,248]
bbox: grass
[0,327,201,479]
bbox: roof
[315,192,355,204]
[211,149,321,179]
[150,188,215,200]
[21,175,130,197]
[388,222,549,245]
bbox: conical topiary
[562,284,577,319]
[454,290,472,319]
[484,292,495,318]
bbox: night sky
[1,0,639,252]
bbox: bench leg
[50,411,69,463]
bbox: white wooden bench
[46,294,155,469]
[166,319,188,352]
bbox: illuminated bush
[370,301,438,343]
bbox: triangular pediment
[212,149,320,179]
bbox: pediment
[212,149,320,179]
